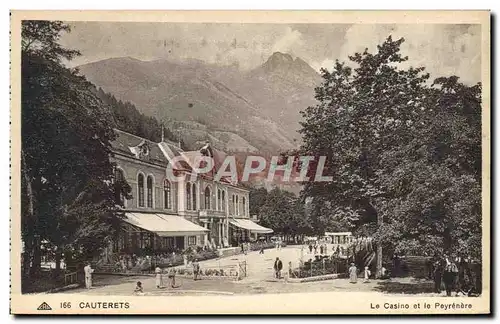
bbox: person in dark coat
[432,259,443,294]
[443,256,459,296]
[192,259,200,281]
[456,256,472,296]
[308,243,313,253]
[274,257,283,279]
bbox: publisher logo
[37,302,52,311]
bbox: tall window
[192,183,197,210]
[137,173,145,207]
[217,189,221,211]
[236,195,239,215]
[188,236,197,246]
[186,182,192,210]
[242,197,246,216]
[164,179,171,209]
[232,195,236,215]
[204,186,211,210]
[114,168,125,205]
[147,175,154,208]
[222,190,226,212]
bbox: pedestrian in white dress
[84,263,94,289]
[155,266,164,288]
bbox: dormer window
[130,140,151,160]
[141,144,149,156]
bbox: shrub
[294,257,348,278]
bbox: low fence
[64,271,78,286]
[96,260,248,281]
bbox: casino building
[103,129,272,260]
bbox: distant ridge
[78,53,322,154]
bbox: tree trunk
[21,149,41,276]
[55,248,62,272]
[22,236,33,277]
[30,235,42,277]
[376,213,383,279]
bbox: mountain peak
[259,52,319,78]
[270,52,294,62]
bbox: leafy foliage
[254,187,312,236]
[299,36,482,259]
[96,89,185,148]
[21,21,131,275]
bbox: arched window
[164,179,171,209]
[114,168,125,206]
[186,182,192,210]
[242,196,246,216]
[192,183,197,210]
[137,173,145,207]
[147,175,154,208]
[204,186,211,210]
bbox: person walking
[84,262,94,289]
[192,259,200,281]
[349,263,358,284]
[308,243,313,254]
[167,264,177,288]
[274,257,283,279]
[155,266,164,288]
[363,266,371,283]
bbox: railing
[64,271,78,286]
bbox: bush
[292,257,348,278]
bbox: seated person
[133,281,144,295]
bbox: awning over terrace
[123,212,209,237]
[229,218,274,234]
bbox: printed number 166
[60,302,71,309]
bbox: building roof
[111,129,248,190]
[111,129,170,166]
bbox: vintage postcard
[10,10,490,315]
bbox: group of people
[303,241,348,259]
[348,263,372,283]
[307,242,329,255]
[116,254,151,272]
[133,259,202,295]
[432,255,480,297]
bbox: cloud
[272,27,304,53]
[60,22,481,85]
[326,24,481,85]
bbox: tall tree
[21,21,130,278]
[258,188,311,238]
[249,187,268,217]
[299,36,482,274]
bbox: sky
[59,22,481,84]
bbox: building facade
[107,129,271,258]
